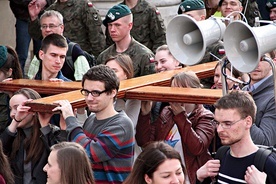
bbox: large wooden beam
[26,87,223,112]
[0,61,217,95]
[125,86,223,104]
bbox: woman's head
[154,45,181,73]
[105,54,134,81]
[124,141,185,184]
[0,45,23,81]
[170,71,201,88]
[213,59,242,89]
[44,142,95,184]
[9,88,41,128]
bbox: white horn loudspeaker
[223,20,276,73]
[166,14,226,65]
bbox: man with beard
[196,91,276,184]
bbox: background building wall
[0,0,180,50]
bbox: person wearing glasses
[196,91,276,184]
[242,51,276,147]
[28,0,105,57]
[52,65,134,184]
[27,10,90,81]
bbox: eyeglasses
[80,89,107,97]
[212,117,246,129]
[40,24,62,30]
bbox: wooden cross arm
[0,61,218,95]
[125,86,223,104]
[0,79,81,95]
[27,86,223,113]
[26,90,85,113]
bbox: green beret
[266,0,276,10]
[219,0,242,6]
[103,4,132,27]
[178,0,205,14]
[0,46,8,68]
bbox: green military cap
[219,0,242,6]
[103,4,132,27]
[0,46,8,68]
[266,0,276,10]
[178,0,205,14]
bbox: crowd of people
[1,0,276,183]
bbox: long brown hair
[0,140,14,184]
[124,141,186,184]
[0,45,23,79]
[104,54,134,79]
[51,142,95,184]
[10,88,45,164]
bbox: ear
[111,89,117,98]
[7,68,13,77]
[200,15,206,21]
[144,174,152,184]
[39,50,44,61]
[60,24,65,32]
[239,6,243,12]
[245,115,253,129]
[128,22,133,30]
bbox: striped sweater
[66,111,134,184]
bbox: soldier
[266,0,276,21]
[219,0,261,26]
[105,0,166,53]
[178,0,225,88]
[97,4,155,77]
[28,0,105,57]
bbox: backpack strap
[254,147,272,172]
[214,145,230,160]
[66,42,77,71]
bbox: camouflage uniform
[105,0,166,53]
[200,0,261,26]
[28,0,105,57]
[97,38,155,77]
[241,0,261,26]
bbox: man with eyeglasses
[28,0,105,57]
[53,65,134,184]
[196,91,276,183]
[242,51,276,147]
[27,10,90,81]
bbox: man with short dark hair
[53,65,134,183]
[27,10,90,81]
[35,33,70,81]
[97,4,155,77]
[196,91,276,183]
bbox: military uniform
[241,0,261,26]
[97,37,155,77]
[28,0,105,57]
[105,0,166,53]
[217,0,261,27]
